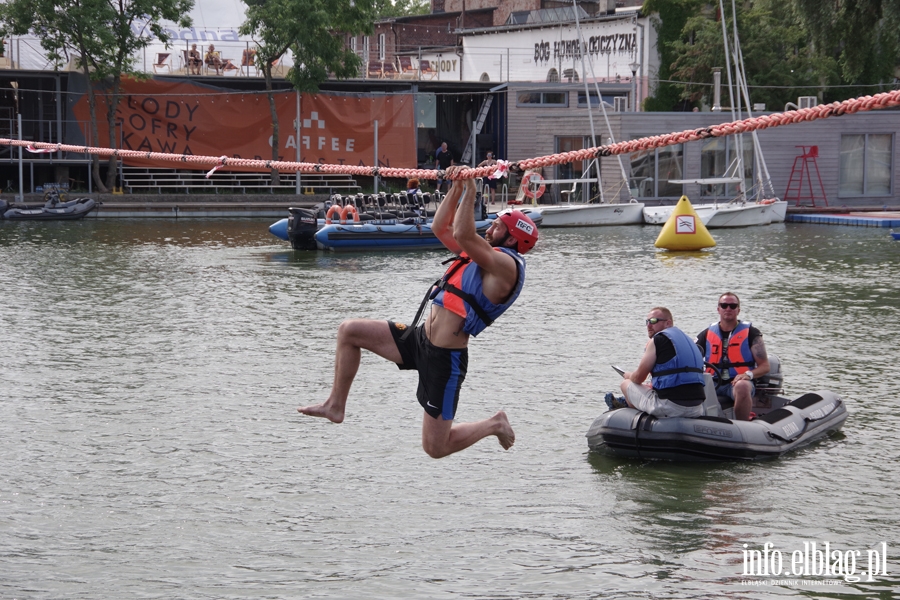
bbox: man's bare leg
[298,319,402,423]
[420,411,515,459]
[732,380,753,421]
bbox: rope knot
[206,155,228,178]
[26,144,54,154]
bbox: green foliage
[239,0,375,182]
[666,1,827,110]
[645,0,900,111]
[0,0,193,191]
[240,0,376,93]
[791,0,900,99]
[0,0,192,79]
[375,0,429,18]
[643,0,705,111]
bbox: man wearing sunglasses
[696,292,770,421]
[618,307,707,418]
[299,166,538,458]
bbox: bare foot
[297,403,344,423]
[494,411,515,450]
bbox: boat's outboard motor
[287,207,318,250]
[754,354,783,401]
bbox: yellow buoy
[654,196,716,251]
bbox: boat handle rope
[765,398,843,444]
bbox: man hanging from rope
[298,165,539,458]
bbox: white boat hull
[538,202,645,227]
[643,200,787,228]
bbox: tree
[790,0,900,101]
[0,0,193,192]
[645,0,830,111]
[644,0,900,111]
[669,1,826,110]
[375,0,429,18]
[240,0,375,185]
[642,0,705,111]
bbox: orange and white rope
[3,89,900,182]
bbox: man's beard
[486,231,509,247]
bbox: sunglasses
[719,302,739,309]
[645,317,666,325]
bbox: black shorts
[389,322,468,420]
[483,177,497,190]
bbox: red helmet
[497,209,538,254]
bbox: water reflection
[2,219,899,598]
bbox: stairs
[460,95,493,165]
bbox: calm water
[1,218,898,599]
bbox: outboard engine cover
[287,207,318,250]
[762,354,783,389]
[754,353,784,403]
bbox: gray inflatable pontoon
[586,357,848,461]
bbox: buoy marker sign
[676,215,696,234]
[654,196,716,250]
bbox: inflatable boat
[586,357,848,461]
[3,195,97,220]
[269,191,541,251]
[270,207,493,251]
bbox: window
[378,33,386,61]
[629,144,684,198]
[350,37,357,54]
[547,68,560,82]
[480,72,490,82]
[699,136,753,198]
[557,136,586,180]
[840,134,892,196]
[577,91,623,108]
[555,136,598,202]
[516,91,568,107]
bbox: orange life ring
[522,173,545,199]
[325,204,343,224]
[759,198,777,205]
[341,204,360,223]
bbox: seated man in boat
[618,307,707,418]
[695,292,770,421]
[298,166,538,458]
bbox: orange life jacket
[704,322,755,379]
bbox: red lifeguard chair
[783,145,828,207]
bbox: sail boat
[534,1,644,227]
[642,0,787,227]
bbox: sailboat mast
[572,1,604,202]
[725,0,777,199]
[572,0,631,201]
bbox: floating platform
[786,211,900,227]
